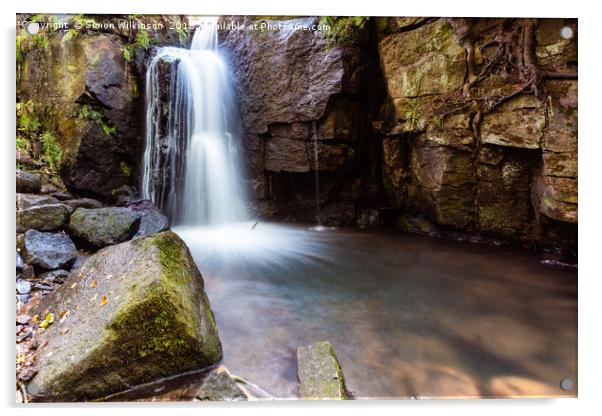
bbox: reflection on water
[174,222,577,399]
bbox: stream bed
[175,222,577,399]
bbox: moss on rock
[28,231,222,401]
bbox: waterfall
[141,17,247,226]
[311,120,321,226]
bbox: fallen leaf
[39,313,54,329]
[100,295,107,306]
[91,279,97,289]
[59,310,70,323]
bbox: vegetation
[78,104,117,136]
[40,131,63,169]
[319,16,368,44]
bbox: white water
[141,17,246,225]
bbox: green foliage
[41,131,63,169]
[78,105,117,136]
[120,161,132,178]
[32,32,50,50]
[319,16,368,44]
[175,26,189,44]
[122,44,133,63]
[39,312,55,329]
[60,28,79,46]
[17,101,41,136]
[134,28,150,49]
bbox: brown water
[175,222,577,399]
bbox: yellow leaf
[39,313,54,329]
[100,295,107,306]
[91,279,97,289]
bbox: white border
[3,1,599,415]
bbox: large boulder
[297,341,348,400]
[16,203,72,233]
[62,198,104,210]
[67,207,141,247]
[28,231,222,401]
[18,230,78,270]
[16,170,41,193]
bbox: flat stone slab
[297,341,348,400]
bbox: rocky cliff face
[17,14,188,200]
[220,16,577,251]
[16,15,577,251]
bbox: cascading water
[141,17,246,225]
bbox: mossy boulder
[297,341,348,400]
[67,207,141,247]
[27,231,222,401]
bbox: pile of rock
[15,169,224,402]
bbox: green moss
[119,161,132,178]
[40,131,63,169]
[60,28,79,46]
[319,16,368,45]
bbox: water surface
[175,222,577,399]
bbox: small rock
[17,294,31,303]
[19,265,35,280]
[17,148,33,164]
[16,251,25,271]
[16,314,31,325]
[18,366,38,382]
[39,269,70,284]
[18,230,78,270]
[16,279,31,294]
[51,191,75,201]
[297,341,348,400]
[63,198,104,210]
[16,194,60,210]
[40,184,59,194]
[16,203,72,233]
[16,170,41,193]
[196,368,247,401]
[113,185,135,206]
[126,200,170,237]
[67,207,141,247]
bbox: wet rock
[16,170,41,193]
[297,341,348,400]
[28,231,222,401]
[17,149,33,165]
[67,207,141,247]
[397,213,437,235]
[18,367,38,382]
[532,175,577,223]
[125,200,170,237]
[16,251,24,271]
[17,280,31,295]
[62,198,104,210]
[16,203,72,234]
[196,368,247,401]
[16,194,60,210]
[39,269,70,284]
[18,230,78,270]
[40,183,59,194]
[16,314,31,325]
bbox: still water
[175,222,577,399]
